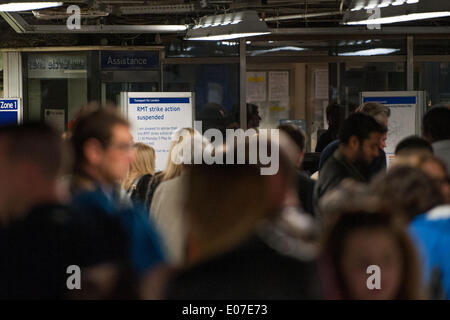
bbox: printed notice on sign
[122,92,194,171]
[268,71,289,101]
[247,71,266,102]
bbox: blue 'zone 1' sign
[0,99,19,125]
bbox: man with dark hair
[395,135,434,156]
[278,123,315,215]
[314,113,386,215]
[318,102,390,179]
[0,123,135,299]
[69,105,165,279]
[423,106,450,173]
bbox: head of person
[326,103,343,134]
[339,113,386,166]
[122,143,155,192]
[199,103,227,135]
[392,153,450,204]
[356,102,390,149]
[247,103,262,129]
[162,127,210,182]
[422,106,450,143]
[184,133,294,265]
[70,105,135,188]
[370,165,444,221]
[322,205,423,300]
[395,135,433,156]
[277,124,306,169]
[0,123,67,222]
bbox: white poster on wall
[362,92,426,165]
[315,70,329,100]
[268,71,289,101]
[121,92,194,172]
[247,72,266,102]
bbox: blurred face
[340,228,404,300]
[379,133,388,150]
[355,132,381,166]
[247,111,261,129]
[421,160,450,203]
[99,124,136,185]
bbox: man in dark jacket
[0,123,135,299]
[314,113,386,217]
[318,102,390,179]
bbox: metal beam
[407,35,414,91]
[240,38,247,130]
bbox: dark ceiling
[1,0,450,48]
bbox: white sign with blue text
[361,91,426,166]
[121,92,194,171]
[0,98,21,126]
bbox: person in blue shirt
[410,205,450,299]
[69,105,165,278]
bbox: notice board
[121,92,194,171]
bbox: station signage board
[121,92,194,171]
[101,51,159,70]
[0,98,20,125]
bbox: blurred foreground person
[150,129,210,266]
[409,205,450,299]
[370,166,445,222]
[319,102,390,178]
[423,106,450,173]
[122,143,156,206]
[314,113,386,218]
[0,123,136,299]
[145,128,196,209]
[278,124,315,215]
[321,204,424,300]
[69,106,165,282]
[165,136,321,299]
[392,152,450,204]
[395,135,433,156]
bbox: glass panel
[246,38,406,57]
[414,39,450,55]
[163,63,240,133]
[25,52,88,133]
[166,40,239,58]
[415,62,450,106]
[338,61,406,108]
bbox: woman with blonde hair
[122,142,156,205]
[145,127,203,208]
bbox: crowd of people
[0,101,449,300]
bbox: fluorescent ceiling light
[187,32,269,41]
[186,11,270,41]
[0,2,63,12]
[349,0,419,11]
[343,0,450,25]
[346,11,450,25]
[338,48,400,56]
[249,46,306,56]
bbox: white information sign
[246,71,266,102]
[268,71,289,101]
[361,91,426,164]
[121,92,194,172]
